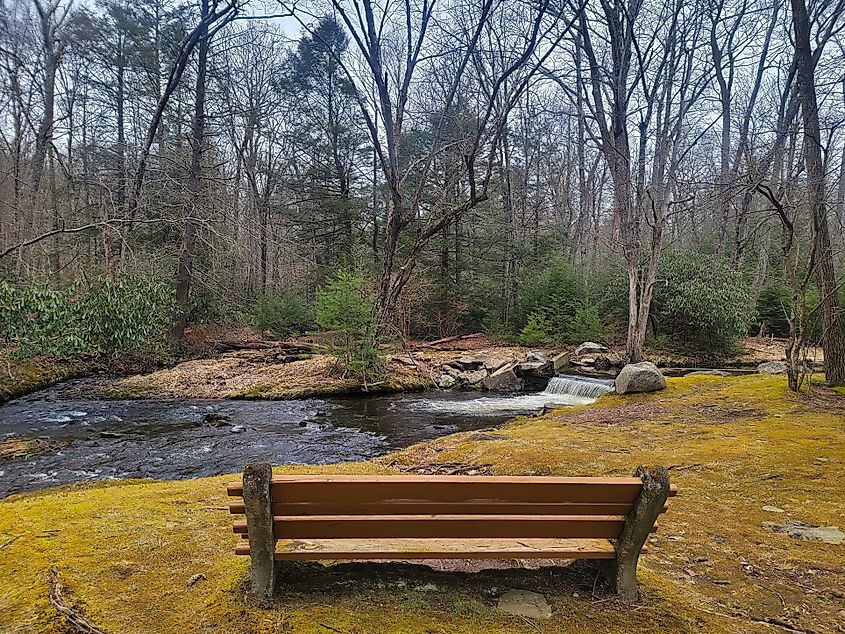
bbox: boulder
[437,374,457,389]
[758,361,788,375]
[484,357,510,373]
[517,360,554,378]
[443,365,464,379]
[552,352,570,371]
[606,352,625,367]
[526,350,551,364]
[592,353,625,371]
[687,370,732,377]
[458,369,488,386]
[482,364,523,392]
[448,357,484,371]
[614,362,667,394]
[574,341,608,356]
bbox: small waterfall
[543,375,614,399]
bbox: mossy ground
[1,374,843,633]
[0,356,81,404]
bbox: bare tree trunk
[791,0,845,385]
[172,0,210,343]
[31,0,67,195]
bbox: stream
[0,376,612,498]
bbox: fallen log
[413,333,485,349]
[213,340,322,354]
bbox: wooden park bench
[227,464,676,601]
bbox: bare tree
[790,0,845,385]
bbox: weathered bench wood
[227,466,676,601]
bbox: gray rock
[497,589,552,619]
[458,369,488,386]
[517,360,554,378]
[450,357,484,371]
[443,365,464,379]
[574,341,608,356]
[204,413,231,427]
[230,425,245,433]
[526,350,551,364]
[614,362,667,394]
[484,358,509,373]
[552,352,570,371]
[763,520,845,545]
[482,364,523,392]
[758,361,789,375]
[593,355,613,371]
[687,370,733,377]
[437,374,457,389]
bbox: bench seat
[235,537,628,560]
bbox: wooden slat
[236,523,659,538]
[226,476,678,502]
[233,514,658,539]
[228,500,671,516]
[234,538,642,560]
[278,479,643,506]
[280,502,637,515]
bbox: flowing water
[0,375,612,498]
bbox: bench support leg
[600,466,670,601]
[243,461,276,602]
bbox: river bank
[1,333,820,405]
[1,373,842,633]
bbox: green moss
[0,356,82,403]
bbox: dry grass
[1,374,843,633]
[99,345,533,400]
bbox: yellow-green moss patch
[0,356,82,404]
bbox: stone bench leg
[600,466,670,601]
[243,461,276,602]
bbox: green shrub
[0,275,176,358]
[518,313,549,345]
[755,282,792,338]
[315,269,383,384]
[515,254,603,345]
[252,290,312,337]
[651,252,752,354]
[78,276,176,355]
[0,282,83,356]
[569,302,603,342]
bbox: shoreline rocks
[614,362,666,394]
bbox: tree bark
[172,0,210,343]
[790,0,845,385]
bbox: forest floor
[1,373,843,634]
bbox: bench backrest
[227,475,677,540]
